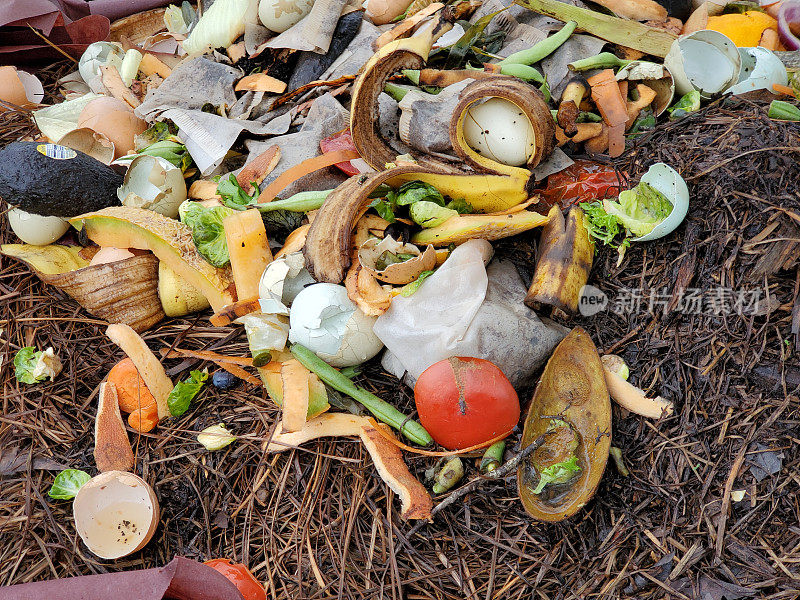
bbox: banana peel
[411,210,550,247]
[525,206,594,315]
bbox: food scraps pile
[1,0,799,597]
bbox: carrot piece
[236,145,281,194]
[108,358,158,414]
[773,83,796,97]
[588,69,629,157]
[128,407,159,433]
[256,150,360,203]
[160,347,255,367]
[280,359,310,433]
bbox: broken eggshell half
[615,61,675,117]
[57,128,116,165]
[727,47,788,96]
[118,155,188,219]
[78,42,125,88]
[631,162,690,242]
[664,30,741,98]
[258,252,317,307]
[73,470,159,559]
[0,67,44,110]
[288,283,384,367]
[358,236,436,285]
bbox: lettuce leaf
[531,455,581,494]
[603,182,672,238]
[180,201,235,267]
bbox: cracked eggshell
[462,97,535,167]
[57,128,115,165]
[615,61,675,117]
[728,47,787,95]
[632,163,690,242]
[78,97,147,158]
[73,470,159,560]
[258,252,316,306]
[358,236,436,285]
[8,208,69,245]
[78,42,125,86]
[118,155,188,218]
[664,30,741,98]
[0,66,44,110]
[289,283,384,367]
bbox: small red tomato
[414,357,520,450]
[205,559,266,600]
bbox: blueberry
[212,370,238,389]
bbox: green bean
[498,20,577,67]
[290,344,433,446]
[568,52,631,72]
[480,440,506,473]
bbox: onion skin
[778,2,800,51]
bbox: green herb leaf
[180,201,236,267]
[369,196,398,222]
[400,270,435,296]
[49,469,91,500]
[217,174,259,209]
[167,369,209,417]
[532,455,581,494]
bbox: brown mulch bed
[1,62,799,599]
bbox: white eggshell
[16,71,45,105]
[289,283,384,367]
[664,30,741,98]
[632,163,690,242]
[73,471,159,560]
[7,208,69,245]
[259,0,315,33]
[462,97,535,167]
[78,42,125,85]
[118,155,188,218]
[728,47,788,96]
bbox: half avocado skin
[0,142,123,218]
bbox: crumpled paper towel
[375,239,567,388]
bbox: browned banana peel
[94,382,135,473]
[1,244,165,333]
[449,77,555,176]
[525,205,594,315]
[266,413,432,520]
[517,327,611,522]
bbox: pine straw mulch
[1,63,799,599]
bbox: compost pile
[1,1,800,598]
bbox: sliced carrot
[773,83,797,97]
[128,407,159,433]
[160,347,255,367]
[588,70,629,158]
[237,145,281,194]
[257,150,360,203]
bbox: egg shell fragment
[462,97,536,167]
[289,283,384,367]
[73,470,159,559]
[118,155,188,218]
[0,67,44,110]
[358,236,437,285]
[78,97,147,158]
[7,208,70,246]
[632,163,690,242]
[664,30,741,98]
[728,47,787,96]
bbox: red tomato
[414,357,520,450]
[205,559,266,600]
[319,128,360,176]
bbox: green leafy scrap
[49,469,91,500]
[531,455,581,494]
[167,369,209,417]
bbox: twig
[408,435,545,536]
